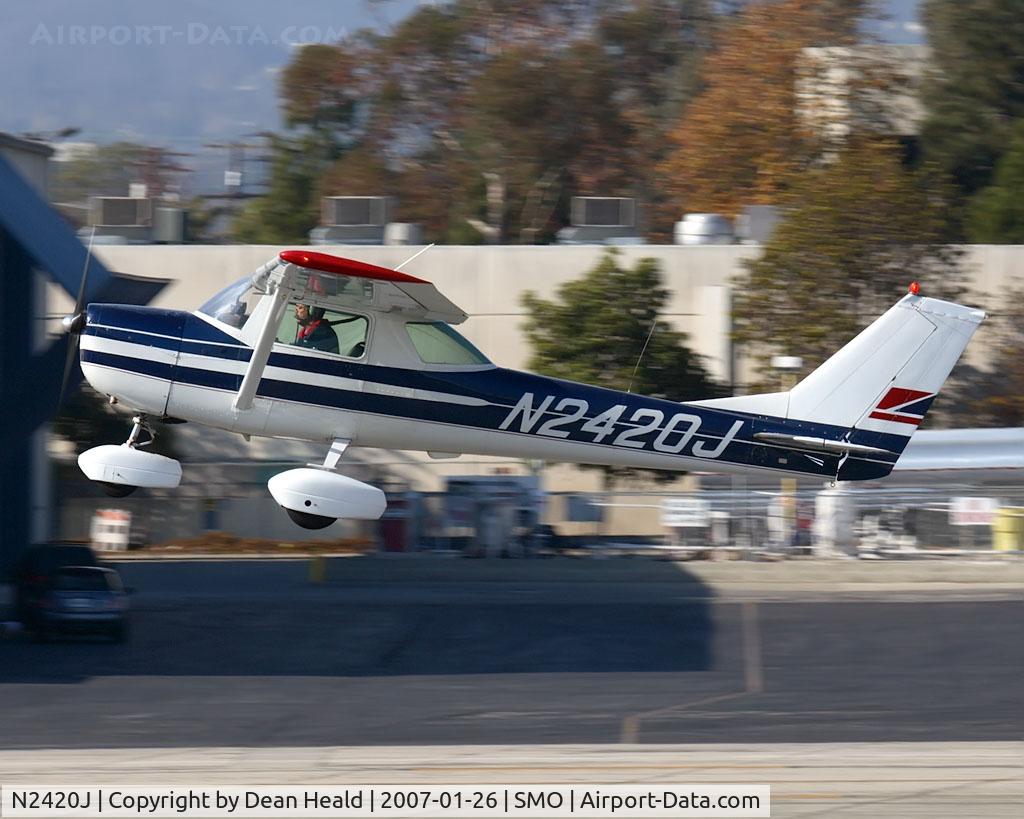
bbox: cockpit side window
[405,322,490,365]
[277,301,368,358]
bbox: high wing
[272,249,467,324]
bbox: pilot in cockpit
[293,303,339,354]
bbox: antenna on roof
[626,317,659,394]
[395,243,435,271]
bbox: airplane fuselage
[80,304,903,482]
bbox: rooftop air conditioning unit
[674,213,734,245]
[89,196,152,227]
[558,197,642,244]
[570,197,636,228]
[322,196,391,226]
[312,196,393,245]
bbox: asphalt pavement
[1,556,1020,749]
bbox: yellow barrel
[308,555,327,583]
[991,507,1024,551]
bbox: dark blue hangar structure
[0,137,164,578]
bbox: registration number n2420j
[498,393,743,458]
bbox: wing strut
[233,284,291,412]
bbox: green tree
[967,120,1024,243]
[521,251,723,482]
[734,139,966,383]
[926,283,1023,427]
[463,40,635,242]
[231,134,323,244]
[920,0,1024,219]
[269,1,718,243]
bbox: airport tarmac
[1,556,1021,817]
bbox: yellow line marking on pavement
[620,601,766,743]
[620,691,748,744]
[743,600,763,694]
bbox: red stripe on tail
[869,411,922,425]
[876,387,931,410]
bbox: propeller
[56,227,96,411]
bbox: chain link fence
[55,475,1024,558]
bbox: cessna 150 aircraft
[66,250,985,529]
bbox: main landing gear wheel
[285,508,337,530]
[100,482,138,498]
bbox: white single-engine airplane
[66,250,985,529]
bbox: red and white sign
[949,497,998,527]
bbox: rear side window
[53,569,112,592]
[405,322,490,365]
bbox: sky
[0,0,924,193]
[0,1,420,146]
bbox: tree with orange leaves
[658,0,873,224]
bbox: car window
[19,545,98,576]
[52,569,111,592]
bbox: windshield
[198,276,262,330]
[406,322,490,365]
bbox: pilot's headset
[307,275,327,321]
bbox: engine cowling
[268,468,387,529]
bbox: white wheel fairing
[268,468,386,521]
[78,445,182,488]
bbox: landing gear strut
[98,415,156,496]
[125,414,155,449]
